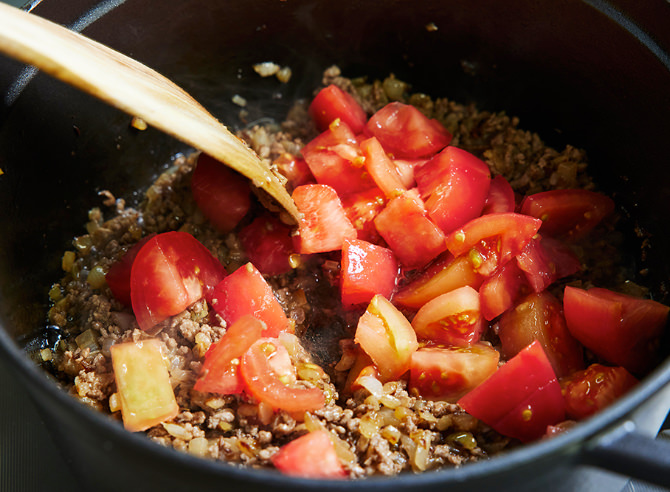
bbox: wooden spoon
[0,3,300,221]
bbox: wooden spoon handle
[0,3,300,220]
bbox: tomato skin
[130,232,227,332]
[271,430,347,479]
[409,344,500,402]
[293,184,357,254]
[239,214,294,276]
[106,234,155,306]
[394,253,484,309]
[309,84,367,135]
[354,295,419,380]
[374,189,447,269]
[563,286,669,374]
[210,262,291,337]
[301,120,375,195]
[240,338,325,413]
[498,291,584,378]
[445,213,542,276]
[482,175,516,215]
[519,189,615,240]
[478,261,528,321]
[458,340,566,443]
[341,239,398,307]
[366,102,452,158]
[191,153,251,233]
[194,315,265,395]
[411,286,484,347]
[516,235,581,293]
[415,146,491,234]
[340,187,387,244]
[360,136,407,199]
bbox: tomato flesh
[130,232,227,332]
[374,189,447,269]
[482,175,515,215]
[445,213,542,276]
[366,102,452,158]
[411,286,484,347]
[293,184,357,254]
[394,253,483,309]
[409,344,500,402]
[516,235,581,293]
[191,153,251,233]
[106,234,155,306]
[271,430,347,479]
[458,340,566,442]
[301,120,374,195]
[563,286,669,374]
[415,146,491,234]
[519,189,615,240]
[210,262,292,337]
[478,261,528,321]
[194,315,266,395]
[561,363,638,420]
[498,291,584,378]
[360,136,407,199]
[273,153,315,192]
[309,84,368,135]
[240,338,325,413]
[354,295,419,380]
[341,239,398,307]
[239,214,295,276]
[340,187,387,244]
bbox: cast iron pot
[1,0,669,491]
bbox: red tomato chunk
[458,340,566,442]
[271,430,347,479]
[341,239,398,307]
[309,84,368,135]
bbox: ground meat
[37,66,636,477]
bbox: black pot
[1,0,669,491]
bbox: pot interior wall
[0,0,669,489]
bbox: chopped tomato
[273,153,315,192]
[411,286,484,347]
[239,214,294,276]
[354,295,419,380]
[366,102,452,158]
[301,119,374,195]
[309,84,367,135]
[563,286,669,374]
[293,184,357,254]
[240,338,325,413]
[210,262,292,337]
[191,153,251,233]
[498,291,584,378]
[561,363,638,420]
[374,189,447,269]
[415,146,491,234]
[341,239,398,307]
[482,175,515,215]
[478,261,528,321]
[342,348,380,396]
[106,234,155,306]
[194,315,265,395]
[130,232,227,332]
[110,339,179,432]
[409,343,500,402]
[445,213,542,276]
[458,340,566,443]
[394,253,484,309]
[392,158,426,189]
[360,136,407,199]
[519,189,615,240]
[271,430,347,479]
[340,187,387,244]
[516,235,581,293]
